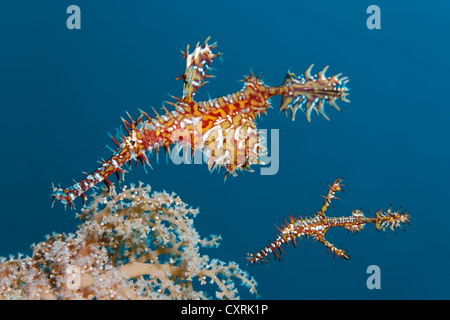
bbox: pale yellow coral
[0,183,257,300]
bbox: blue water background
[1,1,449,299]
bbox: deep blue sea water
[1,1,449,299]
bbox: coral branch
[1,183,257,300]
[246,178,410,265]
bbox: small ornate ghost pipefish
[51,37,350,208]
[246,178,410,265]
